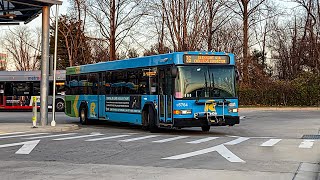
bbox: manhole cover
[301,135,320,139]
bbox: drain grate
[301,135,320,139]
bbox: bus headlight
[173,110,192,115]
[228,108,238,113]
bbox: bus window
[4,82,13,96]
[33,82,40,96]
[79,74,88,95]
[13,82,31,96]
[88,73,98,95]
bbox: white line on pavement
[0,140,40,154]
[53,133,103,141]
[224,137,250,145]
[119,135,159,142]
[0,132,29,136]
[162,144,245,163]
[186,137,219,144]
[152,136,189,143]
[24,133,78,140]
[260,139,282,147]
[85,135,132,142]
[299,140,315,148]
[0,133,50,139]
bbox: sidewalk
[0,123,80,134]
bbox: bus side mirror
[171,66,178,78]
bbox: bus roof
[0,70,66,81]
[67,51,235,75]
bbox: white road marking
[0,140,40,154]
[224,137,250,145]
[86,135,132,142]
[53,133,103,141]
[186,137,219,144]
[260,139,282,147]
[162,144,245,163]
[152,136,189,143]
[299,140,315,149]
[0,132,29,136]
[0,133,49,139]
[119,135,159,142]
[24,133,78,140]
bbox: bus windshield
[175,65,236,99]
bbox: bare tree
[85,0,146,60]
[228,0,268,85]
[2,27,41,71]
[160,0,205,51]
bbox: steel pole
[51,4,59,127]
[40,6,50,126]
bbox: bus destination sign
[184,55,230,64]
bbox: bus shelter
[0,0,63,126]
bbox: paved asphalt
[0,110,319,180]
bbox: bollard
[32,96,38,128]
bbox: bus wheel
[201,125,210,132]
[148,107,159,133]
[80,107,88,125]
[55,99,65,112]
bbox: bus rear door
[158,68,173,126]
[0,83,4,106]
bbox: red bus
[0,70,66,111]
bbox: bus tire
[55,99,65,112]
[79,106,88,125]
[141,110,149,130]
[201,125,210,132]
[148,106,159,133]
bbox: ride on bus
[65,52,240,132]
[0,70,66,111]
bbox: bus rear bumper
[173,116,240,127]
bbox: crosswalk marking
[86,135,132,142]
[224,137,250,145]
[0,133,49,139]
[119,135,159,142]
[299,140,315,148]
[0,132,29,136]
[152,136,189,143]
[24,133,78,140]
[186,137,219,144]
[53,133,103,141]
[260,139,282,147]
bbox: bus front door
[0,83,4,106]
[158,68,173,126]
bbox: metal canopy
[0,0,62,24]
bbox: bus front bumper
[173,116,240,127]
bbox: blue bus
[65,52,239,132]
